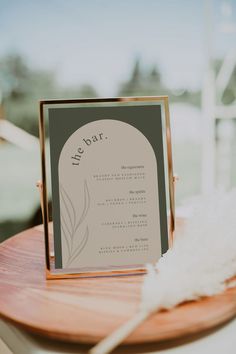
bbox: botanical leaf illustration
[61,221,71,256]
[60,184,76,232]
[66,227,89,267]
[60,180,90,267]
[74,180,90,234]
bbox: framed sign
[39,96,175,279]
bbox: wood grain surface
[0,223,236,344]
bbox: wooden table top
[0,223,236,345]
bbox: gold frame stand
[38,96,176,279]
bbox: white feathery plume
[89,190,236,354]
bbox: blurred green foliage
[0,54,202,137]
[0,54,98,136]
[118,58,201,106]
[1,54,235,138]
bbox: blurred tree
[61,84,98,99]
[78,84,98,98]
[0,54,30,99]
[118,58,201,106]
[0,54,58,136]
[118,58,168,96]
[0,53,98,136]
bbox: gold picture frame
[38,96,175,279]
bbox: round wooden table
[0,223,236,346]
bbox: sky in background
[0,0,236,95]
